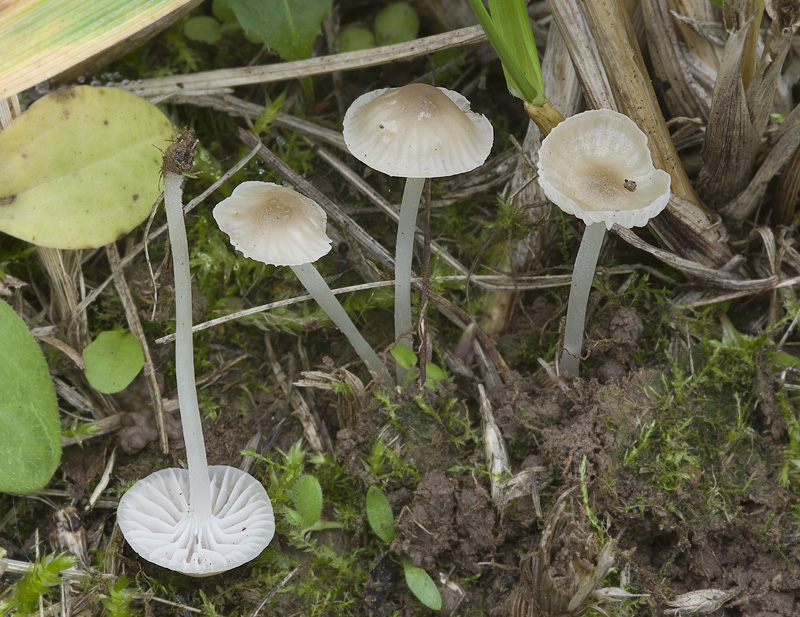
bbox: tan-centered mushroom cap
[213,182,332,266]
[343,83,494,178]
[117,466,275,576]
[537,109,671,230]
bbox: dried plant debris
[510,489,615,617]
[665,587,742,616]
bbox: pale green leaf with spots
[0,86,175,249]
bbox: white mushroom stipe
[117,169,274,576]
[213,182,384,379]
[343,84,493,383]
[117,466,275,576]
[536,109,671,377]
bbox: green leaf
[425,363,446,382]
[82,330,144,394]
[230,0,332,61]
[291,474,323,528]
[0,86,175,249]
[366,486,395,544]
[0,300,60,493]
[465,0,543,104]
[400,556,442,610]
[390,343,418,370]
[184,16,222,44]
[374,2,419,46]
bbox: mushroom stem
[162,171,211,515]
[561,222,606,377]
[394,177,426,382]
[291,262,384,379]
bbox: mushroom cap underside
[343,83,493,178]
[537,109,671,229]
[117,465,275,576]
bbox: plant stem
[163,171,211,515]
[561,222,606,377]
[523,99,565,137]
[291,262,384,379]
[394,177,426,383]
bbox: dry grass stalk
[106,243,168,454]
[124,26,487,98]
[642,0,712,120]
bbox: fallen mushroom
[212,181,385,380]
[117,134,274,576]
[343,83,493,381]
[536,109,671,376]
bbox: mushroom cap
[343,83,493,178]
[213,181,332,266]
[536,109,671,230]
[117,465,275,576]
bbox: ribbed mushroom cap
[213,182,331,267]
[343,83,493,178]
[117,466,275,577]
[537,109,671,230]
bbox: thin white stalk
[561,222,606,377]
[394,177,426,383]
[163,172,211,515]
[291,262,384,379]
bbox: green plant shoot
[465,0,543,104]
[365,486,395,544]
[400,556,443,611]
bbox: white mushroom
[117,150,274,576]
[537,109,671,376]
[213,181,384,379]
[343,83,493,382]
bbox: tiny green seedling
[284,474,343,538]
[0,552,78,614]
[101,575,136,617]
[390,343,448,389]
[365,486,442,611]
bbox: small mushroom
[536,109,671,376]
[343,83,493,381]
[117,135,274,576]
[212,181,384,380]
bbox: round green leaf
[366,486,396,544]
[401,557,442,610]
[335,27,375,53]
[184,16,222,44]
[0,299,60,493]
[0,86,175,249]
[375,3,419,46]
[82,330,144,394]
[390,343,418,370]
